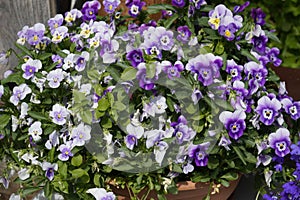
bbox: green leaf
[93,174,101,187]
[208,157,219,169]
[145,62,156,79]
[73,90,87,103]
[220,179,230,187]
[22,187,41,196]
[1,71,24,85]
[120,67,137,81]
[100,117,112,128]
[44,181,52,199]
[265,30,281,44]
[28,111,48,121]
[220,172,238,181]
[113,101,127,111]
[240,49,259,63]
[38,53,52,61]
[71,155,83,167]
[15,42,33,57]
[70,168,88,179]
[0,114,10,129]
[232,146,247,165]
[164,13,179,29]
[80,110,93,124]
[97,97,110,111]
[58,161,68,179]
[146,4,175,14]
[197,17,210,27]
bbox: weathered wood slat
[0,0,53,78]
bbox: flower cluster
[0,0,299,200]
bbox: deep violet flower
[81,0,101,21]
[268,128,291,157]
[255,96,281,126]
[188,142,210,167]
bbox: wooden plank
[0,0,52,78]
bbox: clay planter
[111,177,241,200]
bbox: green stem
[9,48,23,60]
[255,190,261,200]
[141,188,151,200]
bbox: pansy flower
[281,98,300,120]
[9,84,32,106]
[188,142,210,167]
[49,104,69,125]
[42,162,58,181]
[268,128,291,157]
[81,0,101,21]
[255,96,281,126]
[21,58,42,80]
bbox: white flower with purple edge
[48,14,64,30]
[63,53,76,70]
[28,121,43,141]
[42,161,58,181]
[268,128,291,157]
[51,26,68,43]
[21,58,42,79]
[154,141,169,166]
[255,95,281,126]
[191,89,203,105]
[124,123,144,150]
[9,83,32,106]
[64,9,82,24]
[87,188,116,200]
[71,123,91,146]
[75,51,90,72]
[46,68,64,88]
[281,98,300,120]
[58,141,74,161]
[49,104,69,125]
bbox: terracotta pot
[111,176,241,200]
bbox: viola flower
[46,69,64,88]
[126,49,144,68]
[17,26,29,45]
[191,89,203,105]
[154,141,169,166]
[251,8,266,26]
[10,84,32,106]
[21,58,42,80]
[251,34,268,54]
[58,141,74,161]
[265,47,282,67]
[188,142,210,167]
[48,14,64,30]
[103,0,121,14]
[244,61,268,93]
[0,85,4,99]
[51,54,63,68]
[81,0,101,21]
[18,168,30,180]
[26,23,46,46]
[136,62,161,90]
[75,51,90,72]
[87,188,116,200]
[155,27,174,51]
[183,162,194,174]
[226,59,243,81]
[268,128,291,157]
[256,154,272,167]
[126,0,146,17]
[42,162,58,181]
[172,0,185,8]
[28,121,43,141]
[51,26,68,44]
[218,135,232,151]
[45,131,59,150]
[177,26,192,43]
[100,38,119,64]
[234,1,250,13]
[219,109,246,140]
[141,40,162,59]
[145,129,164,148]
[162,60,184,79]
[125,123,144,150]
[208,4,233,30]
[49,104,69,125]
[63,53,76,70]
[71,123,91,146]
[281,98,300,120]
[192,0,207,9]
[255,96,281,126]
[188,5,195,17]
[174,124,196,144]
[218,20,238,41]
[65,9,82,24]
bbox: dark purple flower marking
[177,26,192,43]
[251,8,266,26]
[172,0,185,8]
[281,98,300,120]
[255,95,281,126]
[188,142,210,167]
[126,49,144,68]
[126,0,146,17]
[265,47,282,67]
[42,162,58,181]
[81,0,101,21]
[268,128,291,157]
[226,59,243,81]
[251,34,268,54]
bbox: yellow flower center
[109,5,113,10]
[33,35,38,41]
[79,134,83,139]
[209,18,220,29]
[225,30,231,37]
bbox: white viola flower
[88,33,101,48]
[21,153,39,165]
[45,131,60,149]
[0,85,4,99]
[20,102,29,119]
[80,22,94,38]
[9,193,22,200]
[49,104,69,125]
[9,83,32,106]
[51,26,68,43]
[152,96,167,115]
[42,161,58,181]
[47,68,64,88]
[32,76,46,92]
[11,115,20,132]
[21,58,42,80]
[58,141,74,161]
[30,93,41,104]
[28,121,43,141]
[18,168,30,180]
[63,53,75,70]
[74,51,90,72]
[79,83,92,95]
[86,188,116,200]
[71,123,91,146]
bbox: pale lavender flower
[154,141,169,166]
[219,109,246,140]
[191,89,203,105]
[21,58,42,79]
[71,123,91,146]
[51,54,63,68]
[75,51,90,72]
[208,4,233,30]
[255,96,281,126]
[103,0,121,14]
[48,14,64,30]
[256,154,272,168]
[188,142,210,167]
[125,123,144,150]
[152,96,168,115]
[58,141,73,161]
[17,25,29,45]
[154,27,174,51]
[218,135,232,150]
[45,131,59,149]
[26,23,46,46]
[9,84,32,106]
[100,39,119,64]
[136,62,161,90]
[87,188,116,200]
[28,121,43,141]
[46,68,64,88]
[65,9,82,24]
[42,162,58,181]
[49,104,69,125]
[145,129,163,148]
[174,124,196,144]
[80,22,94,38]
[0,85,4,99]
[281,98,300,120]
[268,128,291,157]
[177,26,192,43]
[63,53,76,70]
[183,162,194,174]
[162,60,184,79]
[4,70,13,78]
[81,0,101,21]
[51,26,68,44]
[18,168,30,180]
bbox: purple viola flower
[251,8,266,26]
[46,69,64,88]
[17,26,29,45]
[58,141,74,161]
[49,104,69,125]
[226,59,243,81]
[126,0,146,17]
[183,162,194,174]
[42,162,58,181]
[162,60,184,79]
[103,0,121,14]
[141,41,162,59]
[265,47,282,67]
[290,142,300,162]
[208,4,233,30]
[124,123,144,150]
[218,135,232,150]
[281,98,300,120]
[171,115,187,127]
[26,23,46,46]
[232,80,248,97]
[51,54,63,68]
[256,154,272,168]
[268,128,291,157]
[45,131,59,150]
[87,188,116,200]
[81,0,101,21]
[136,62,161,90]
[51,26,68,44]
[244,61,268,93]
[192,0,206,9]
[219,109,246,140]
[174,124,196,144]
[71,123,91,146]
[188,5,195,17]
[9,84,32,106]
[172,0,185,8]
[218,20,238,41]
[177,26,192,43]
[75,51,90,72]
[155,27,174,51]
[145,129,163,149]
[100,39,119,64]
[126,49,144,68]
[191,89,203,105]
[48,14,64,30]
[251,34,268,54]
[234,1,250,13]
[21,58,42,80]
[161,10,173,18]
[188,142,210,167]
[255,95,281,126]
